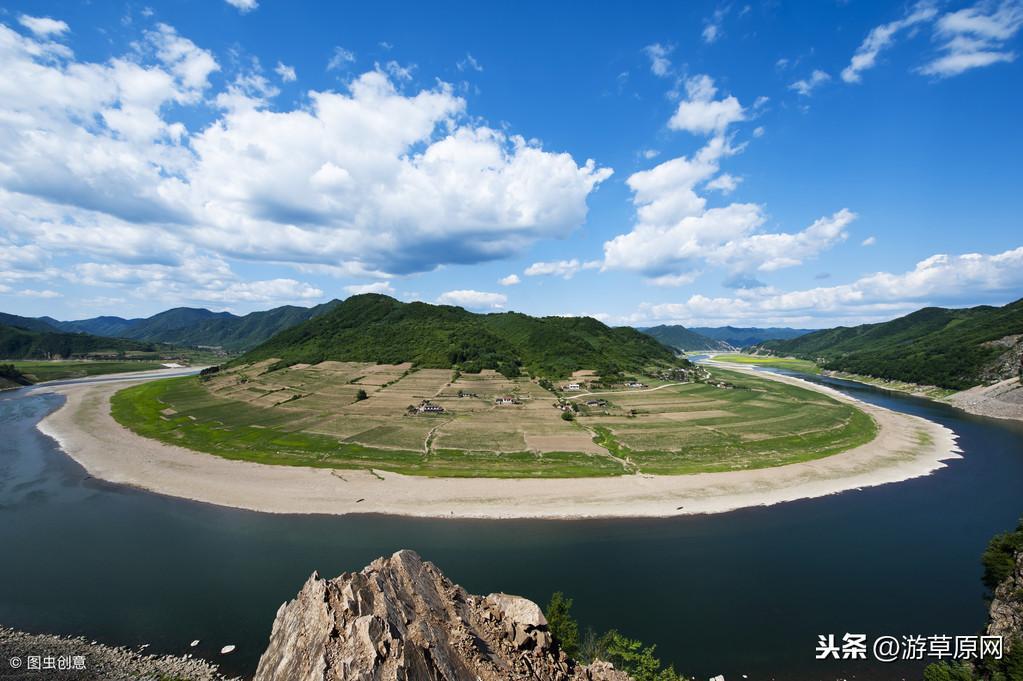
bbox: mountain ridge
[240,294,684,378]
[758,298,1023,390]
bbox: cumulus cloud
[842,1,939,83]
[668,75,745,135]
[18,15,69,37]
[603,135,853,280]
[919,0,1023,77]
[524,259,600,279]
[69,257,323,306]
[705,172,741,194]
[789,69,831,96]
[0,20,612,294]
[633,246,1023,325]
[225,0,258,13]
[498,274,520,286]
[436,289,507,310]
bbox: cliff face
[987,549,1023,651]
[254,550,631,681]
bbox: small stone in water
[220,644,236,654]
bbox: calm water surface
[1,373,1021,680]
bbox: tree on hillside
[545,592,579,658]
[356,389,368,401]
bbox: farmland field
[110,360,877,478]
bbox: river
[1,372,1021,680]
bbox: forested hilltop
[0,323,157,360]
[757,298,1023,390]
[240,294,683,378]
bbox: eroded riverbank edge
[32,367,961,519]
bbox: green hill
[31,301,341,352]
[640,325,728,351]
[759,298,1023,390]
[239,294,683,378]
[0,324,157,360]
[690,326,814,347]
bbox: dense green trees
[0,324,155,360]
[545,592,689,681]
[240,294,686,379]
[760,298,1023,390]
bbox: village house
[564,382,582,391]
[626,381,647,389]
[495,396,518,405]
[416,400,445,413]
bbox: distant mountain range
[639,325,812,351]
[759,298,1023,390]
[240,294,683,378]
[1,301,341,352]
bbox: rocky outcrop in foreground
[254,549,632,681]
[986,549,1023,652]
[0,627,233,681]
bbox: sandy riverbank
[33,367,961,519]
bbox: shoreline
[33,367,962,520]
[707,353,1023,423]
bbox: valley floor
[34,367,961,519]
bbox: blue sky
[0,0,1021,327]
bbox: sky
[0,0,1021,327]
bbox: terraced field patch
[111,361,877,478]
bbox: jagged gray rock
[986,549,1023,652]
[253,549,632,681]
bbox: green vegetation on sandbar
[111,362,879,478]
[110,377,626,478]
[580,368,877,475]
[710,354,820,374]
[12,360,167,383]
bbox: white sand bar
[34,367,961,519]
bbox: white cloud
[643,43,674,77]
[524,259,600,279]
[668,75,746,135]
[642,149,660,160]
[752,126,765,138]
[634,246,1023,325]
[225,0,258,13]
[603,134,853,279]
[789,69,831,96]
[381,60,415,81]
[344,281,395,295]
[919,0,1023,77]
[498,274,521,286]
[18,15,69,37]
[842,2,939,83]
[645,272,701,287]
[274,62,296,82]
[705,172,741,194]
[862,236,877,246]
[703,6,728,44]
[69,258,323,306]
[457,53,483,72]
[0,24,612,283]
[436,289,507,310]
[18,288,61,298]
[327,46,356,71]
